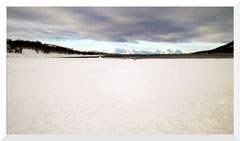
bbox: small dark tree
[19,47,23,54]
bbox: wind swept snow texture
[7,58,233,134]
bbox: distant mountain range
[103,48,183,54]
[7,39,233,56]
[193,41,233,54]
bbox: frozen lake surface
[7,58,233,134]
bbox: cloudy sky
[7,7,233,53]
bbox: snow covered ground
[7,57,233,134]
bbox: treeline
[7,39,106,55]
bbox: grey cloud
[7,7,233,43]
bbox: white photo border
[0,0,239,140]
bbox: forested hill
[193,41,233,54]
[7,39,106,55]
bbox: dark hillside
[7,39,106,55]
[193,41,233,54]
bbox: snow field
[7,58,233,134]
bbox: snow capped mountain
[166,49,183,54]
[155,50,165,54]
[102,48,183,54]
